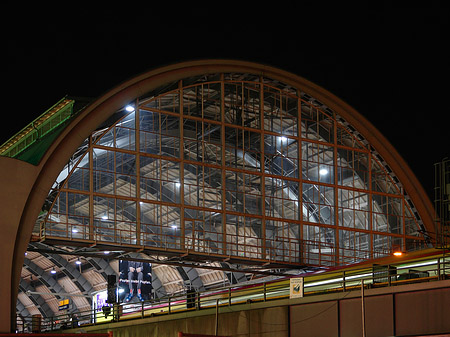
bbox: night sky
[4,2,449,201]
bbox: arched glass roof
[35,71,428,269]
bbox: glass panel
[300,101,334,143]
[115,112,135,150]
[139,157,181,204]
[339,229,370,263]
[372,195,403,234]
[338,188,369,230]
[183,163,222,209]
[264,135,298,178]
[185,209,223,254]
[302,183,335,225]
[405,205,421,236]
[115,152,136,197]
[226,215,261,259]
[67,154,90,191]
[265,177,299,220]
[140,202,181,250]
[302,225,335,266]
[336,124,366,149]
[46,191,90,238]
[183,119,221,165]
[155,91,180,114]
[263,86,298,136]
[373,234,403,258]
[224,82,260,128]
[224,126,261,172]
[337,149,369,189]
[371,157,400,194]
[265,220,299,262]
[97,128,115,147]
[139,110,180,158]
[302,141,334,183]
[224,171,262,215]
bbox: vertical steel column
[135,99,141,246]
[221,74,227,256]
[89,135,94,241]
[402,191,406,252]
[368,149,374,259]
[361,279,366,337]
[179,80,185,250]
[113,132,117,243]
[215,298,219,336]
[297,91,304,264]
[333,112,340,265]
[260,76,266,260]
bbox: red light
[393,251,403,257]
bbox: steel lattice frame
[39,72,428,268]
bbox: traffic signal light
[106,275,116,304]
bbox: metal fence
[17,253,449,333]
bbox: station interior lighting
[319,168,329,175]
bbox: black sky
[4,1,449,200]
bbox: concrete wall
[0,157,39,333]
[290,281,450,337]
[70,307,289,337]
[66,279,450,337]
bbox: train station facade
[0,60,438,333]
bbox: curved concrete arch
[23,258,66,300]
[18,280,54,319]
[30,243,93,304]
[85,257,118,280]
[1,60,436,332]
[16,299,31,323]
[22,257,85,314]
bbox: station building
[0,60,442,335]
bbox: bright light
[118,288,124,294]
[50,268,56,274]
[319,168,329,175]
[75,259,81,265]
[280,136,288,142]
[72,228,78,233]
[125,105,135,112]
[175,182,181,188]
[102,215,108,220]
[393,251,403,257]
[104,251,111,255]
[171,225,177,229]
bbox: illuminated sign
[58,298,69,310]
[94,290,108,312]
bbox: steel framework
[38,72,428,268]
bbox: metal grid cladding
[40,72,428,267]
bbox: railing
[0,98,74,159]
[17,253,449,333]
